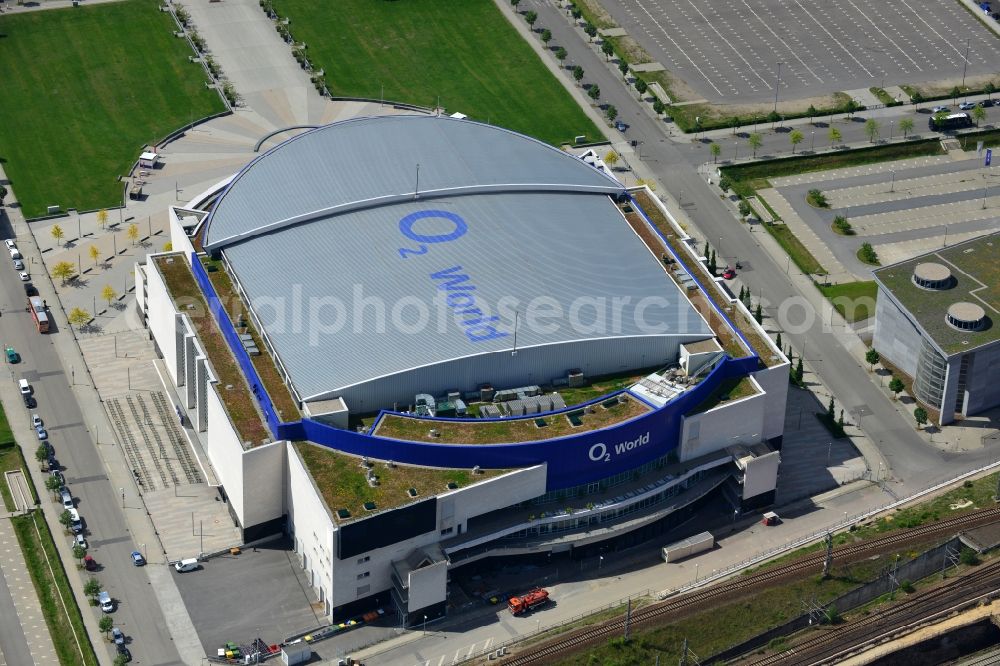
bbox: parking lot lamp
[962,38,971,88]
[423,615,428,635]
[773,62,783,112]
[810,131,815,152]
[890,170,895,193]
[889,120,893,141]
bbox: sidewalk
[0,517,60,666]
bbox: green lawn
[0,2,224,218]
[12,512,98,666]
[270,0,600,146]
[819,281,879,322]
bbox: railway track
[500,506,1000,665]
[745,557,1000,665]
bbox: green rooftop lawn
[155,255,269,445]
[270,0,600,146]
[201,256,300,421]
[294,442,508,520]
[874,235,1000,354]
[687,376,758,415]
[375,396,649,445]
[0,2,223,218]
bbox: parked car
[174,558,199,573]
[61,488,73,509]
[35,426,48,441]
[116,645,131,662]
[722,266,736,280]
[112,627,125,646]
[931,105,951,114]
[18,271,29,282]
[98,590,114,613]
[130,551,145,566]
[84,555,97,571]
[12,258,23,270]
[4,239,16,250]
[614,120,627,132]
[8,348,21,364]
[23,394,36,409]
[8,247,21,260]
[18,378,31,394]
[32,414,42,428]
[24,283,37,297]
[981,99,996,108]
[959,101,978,110]
[75,533,87,549]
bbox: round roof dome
[913,262,952,290]
[946,302,986,331]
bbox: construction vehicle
[508,588,549,615]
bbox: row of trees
[864,348,929,428]
[49,221,138,249]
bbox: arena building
[873,232,1000,425]
[135,115,788,624]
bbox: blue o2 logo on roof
[589,432,650,463]
[398,210,468,257]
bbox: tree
[52,260,75,284]
[703,240,710,258]
[910,90,924,106]
[828,126,842,148]
[524,10,537,26]
[0,184,7,205]
[510,0,520,6]
[710,142,721,163]
[583,23,597,41]
[604,150,619,168]
[541,29,552,44]
[89,245,100,266]
[845,99,861,118]
[888,377,904,400]
[73,544,88,565]
[729,116,741,135]
[102,284,117,307]
[35,444,49,463]
[618,60,629,78]
[99,614,113,637]
[127,223,139,246]
[708,249,717,275]
[950,86,961,103]
[899,117,914,138]
[865,348,880,371]
[827,396,836,420]
[45,475,62,498]
[775,332,782,350]
[573,65,584,83]
[859,242,879,265]
[832,215,853,234]
[794,357,804,383]
[587,84,600,102]
[601,40,614,61]
[163,242,173,252]
[766,110,781,128]
[653,98,666,116]
[59,509,73,530]
[556,47,568,63]
[789,129,804,153]
[51,224,65,247]
[114,654,130,666]
[68,307,91,328]
[747,132,762,158]
[83,577,101,599]
[806,104,817,124]
[634,78,648,98]
[738,285,746,302]
[864,118,881,143]
[913,406,928,430]
[754,302,763,324]
[606,105,618,122]
[986,82,997,101]
[96,208,108,230]
[973,104,987,127]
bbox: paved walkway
[757,187,854,282]
[0,518,60,666]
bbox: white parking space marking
[739,0,822,84]
[844,0,923,72]
[792,0,874,77]
[681,0,772,89]
[630,0,727,96]
[899,0,972,62]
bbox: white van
[18,379,31,396]
[68,508,82,533]
[98,591,114,613]
[174,558,199,573]
[61,488,73,510]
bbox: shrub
[832,215,854,235]
[806,188,828,207]
[858,242,880,265]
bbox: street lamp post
[962,38,971,88]
[423,615,428,636]
[889,120,893,141]
[773,62,783,113]
[810,131,815,152]
[120,487,125,508]
[599,555,604,570]
[890,170,896,193]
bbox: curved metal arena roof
[205,116,712,403]
[203,115,624,250]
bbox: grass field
[11,512,98,666]
[819,281,879,322]
[270,0,600,146]
[0,1,224,218]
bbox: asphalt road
[0,213,183,665]
[531,0,996,491]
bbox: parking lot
[603,0,1000,103]
[172,540,325,654]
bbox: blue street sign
[987,148,993,167]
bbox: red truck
[508,588,550,615]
